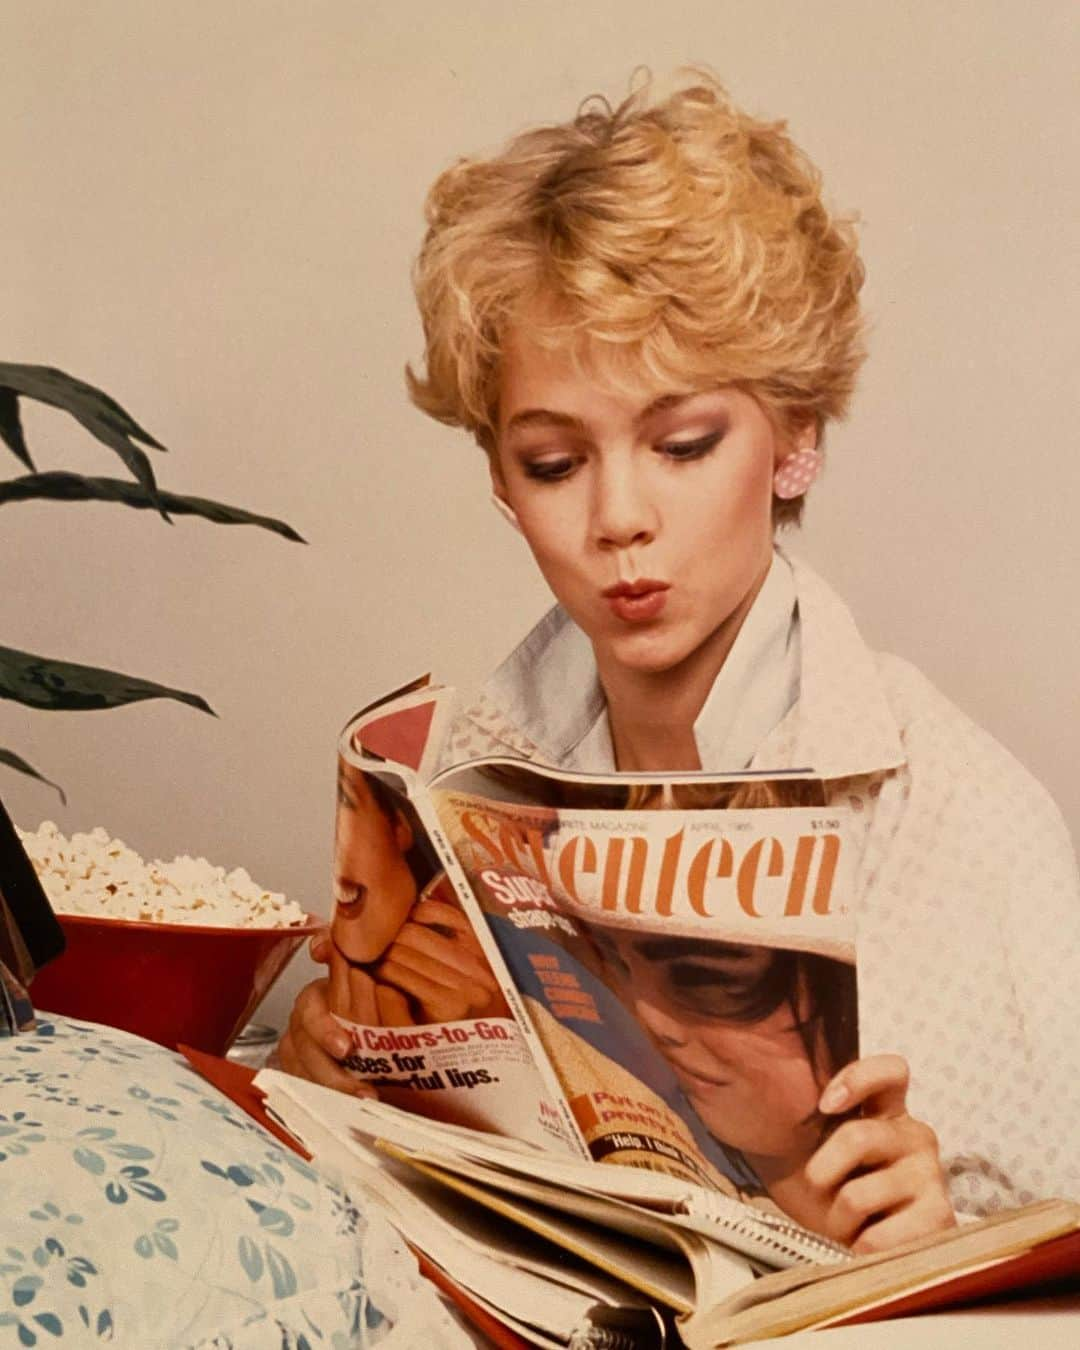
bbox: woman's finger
[804,1116,907,1194]
[849,1190,957,1255]
[346,964,381,1025]
[375,957,484,1022]
[818,1053,910,1118]
[390,922,499,988]
[291,978,352,1058]
[328,948,353,1018]
[375,983,416,1027]
[380,934,489,993]
[308,927,333,964]
[821,1155,931,1245]
[285,1029,372,1096]
[278,991,370,1096]
[409,898,477,936]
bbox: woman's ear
[490,493,523,532]
[773,447,822,500]
[488,458,523,534]
[773,420,822,500]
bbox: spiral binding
[567,1304,668,1349]
[686,1190,848,1266]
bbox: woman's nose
[634,996,690,1048]
[591,457,657,549]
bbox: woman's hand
[275,930,376,1096]
[374,898,510,1023]
[807,1054,956,1253]
[275,908,511,1094]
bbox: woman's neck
[601,563,770,773]
[605,672,706,772]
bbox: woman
[280,73,1079,1250]
[329,760,508,1029]
[594,928,860,1232]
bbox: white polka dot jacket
[441,550,1080,1216]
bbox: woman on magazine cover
[280,72,1080,1251]
[331,760,509,1028]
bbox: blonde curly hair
[407,72,866,525]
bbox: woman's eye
[668,962,739,993]
[657,431,723,462]
[664,963,754,1015]
[523,456,577,482]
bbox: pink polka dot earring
[773,447,822,500]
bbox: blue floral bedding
[0,1016,461,1348]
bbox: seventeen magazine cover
[327,678,859,1211]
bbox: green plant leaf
[0,390,33,470]
[0,364,167,517]
[0,364,163,451]
[0,645,215,715]
[0,473,305,542]
[0,749,66,803]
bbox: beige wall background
[3,1,1077,1030]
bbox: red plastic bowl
[30,911,324,1055]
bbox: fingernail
[329,1034,351,1058]
[820,1082,850,1112]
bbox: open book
[254,1068,1080,1347]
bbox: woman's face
[493,328,801,684]
[604,933,827,1166]
[332,765,418,963]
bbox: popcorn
[17,821,306,928]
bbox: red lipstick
[602,579,670,623]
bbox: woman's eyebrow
[504,393,699,435]
[633,937,756,962]
[638,392,696,421]
[504,408,587,434]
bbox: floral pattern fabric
[0,1015,465,1348]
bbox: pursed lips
[601,579,670,599]
[601,578,671,622]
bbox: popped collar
[477,550,804,772]
[447,547,905,778]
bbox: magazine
[252,1068,1080,1348]
[326,677,858,1214]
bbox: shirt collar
[692,552,800,771]
[482,603,604,766]
[758,550,906,778]
[479,547,906,778]
[565,552,798,768]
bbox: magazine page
[344,674,457,780]
[325,717,584,1153]
[432,760,859,1216]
